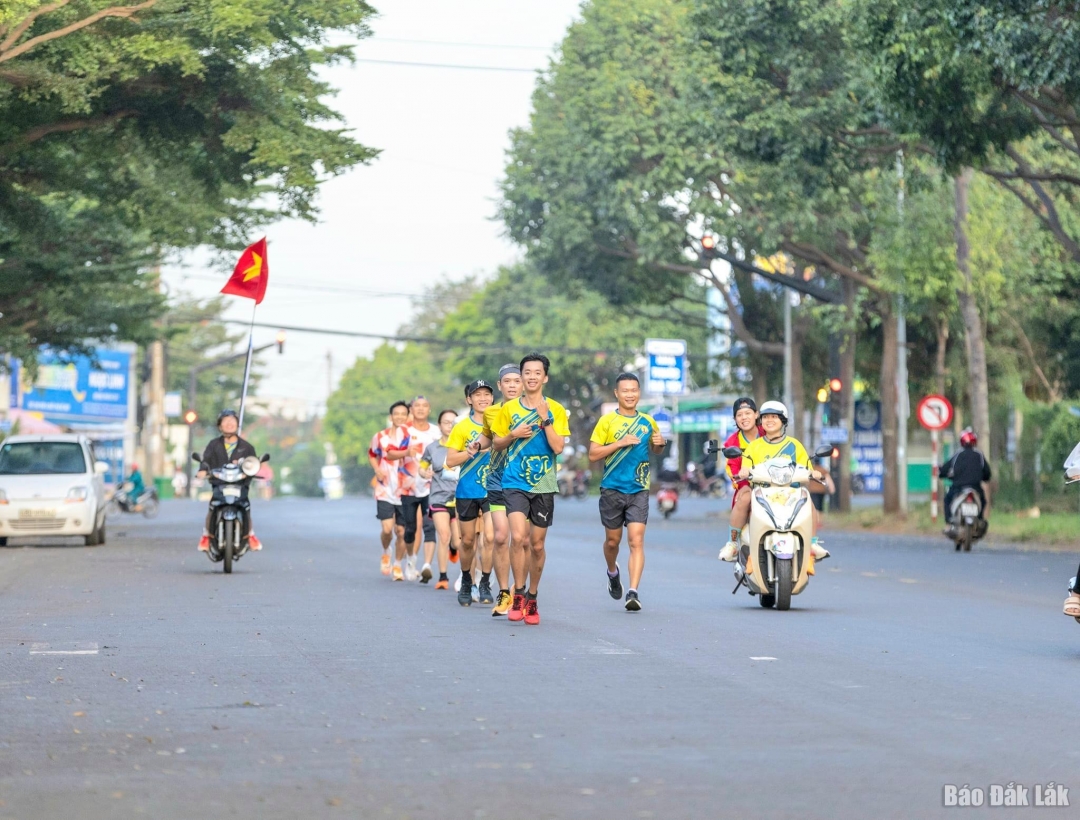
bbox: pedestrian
[491,353,570,625]
[422,409,462,590]
[482,363,524,616]
[401,396,442,582]
[368,401,409,580]
[587,372,666,611]
[445,380,494,607]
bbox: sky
[161,0,584,411]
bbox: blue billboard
[10,348,132,423]
[852,400,884,493]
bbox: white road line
[749,656,777,661]
[29,642,99,655]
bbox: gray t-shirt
[422,440,459,506]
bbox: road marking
[898,578,919,584]
[749,656,777,661]
[584,639,635,655]
[29,642,99,655]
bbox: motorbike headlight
[66,486,89,502]
[767,463,794,485]
[241,456,261,477]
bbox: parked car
[0,434,109,546]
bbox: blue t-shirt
[590,411,659,494]
[446,414,489,499]
[492,398,571,494]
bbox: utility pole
[896,151,910,514]
[147,340,166,479]
[783,291,793,413]
[326,349,333,404]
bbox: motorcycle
[713,441,833,611]
[656,482,679,518]
[192,451,270,574]
[685,462,728,498]
[1063,443,1080,622]
[944,486,987,552]
[106,485,159,519]
[557,466,590,499]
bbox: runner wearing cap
[491,353,571,626]
[717,397,762,562]
[481,363,524,616]
[446,379,494,607]
[368,401,410,580]
[588,373,666,611]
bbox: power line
[171,273,426,299]
[355,58,539,73]
[227,320,627,356]
[370,37,550,51]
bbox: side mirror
[722,446,744,459]
[191,452,202,463]
[704,440,718,456]
[94,461,109,475]
[260,454,271,463]
[814,444,835,458]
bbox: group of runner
[367,353,666,625]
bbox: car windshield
[0,442,86,475]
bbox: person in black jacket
[196,410,262,552]
[940,428,992,519]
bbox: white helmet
[758,400,789,426]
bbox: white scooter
[1062,443,1080,623]
[715,442,832,611]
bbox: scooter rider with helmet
[719,400,830,562]
[196,409,263,553]
[939,428,991,526]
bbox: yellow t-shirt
[491,396,571,493]
[742,435,812,470]
[446,414,489,499]
[589,411,659,493]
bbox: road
[1,496,1078,819]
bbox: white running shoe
[454,574,462,592]
[718,541,740,562]
[420,563,433,583]
[810,538,830,561]
[471,584,480,603]
[404,557,418,582]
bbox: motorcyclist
[127,463,146,501]
[718,397,763,560]
[196,409,262,552]
[719,400,830,562]
[940,428,991,527]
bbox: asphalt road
[2,496,1079,820]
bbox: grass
[826,502,1080,548]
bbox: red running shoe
[523,598,540,626]
[247,533,263,551]
[507,593,527,622]
[449,545,459,564]
[197,535,210,552]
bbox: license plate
[960,503,979,516]
[222,486,242,499]
[20,508,57,519]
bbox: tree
[0,0,377,361]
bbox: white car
[0,434,109,546]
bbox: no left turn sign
[917,394,953,431]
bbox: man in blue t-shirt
[588,373,666,611]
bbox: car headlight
[241,456,261,477]
[66,486,89,502]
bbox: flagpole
[237,300,257,434]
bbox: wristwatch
[538,416,553,429]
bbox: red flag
[220,237,269,304]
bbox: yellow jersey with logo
[590,411,659,493]
[742,434,812,470]
[491,397,571,493]
[446,414,489,499]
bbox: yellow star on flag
[242,252,263,282]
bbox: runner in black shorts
[490,353,571,626]
[422,409,463,590]
[588,373,665,611]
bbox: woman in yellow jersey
[725,401,830,562]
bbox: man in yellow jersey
[728,400,830,562]
[481,364,524,616]
[588,373,666,611]
[446,380,494,607]
[491,353,571,626]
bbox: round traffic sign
[917,394,953,431]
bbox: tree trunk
[935,319,949,397]
[880,297,900,513]
[838,279,857,513]
[749,351,770,407]
[954,168,992,446]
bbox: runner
[368,401,409,580]
[588,373,665,611]
[482,363,524,616]
[445,380,494,607]
[491,353,570,626]
[401,396,442,582]
[422,409,461,590]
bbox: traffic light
[816,387,829,403]
[701,235,719,260]
[276,330,286,354]
[829,377,843,393]
[183,409,198,425]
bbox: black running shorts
[599,488,649,529]
[376,500,406,526]
[456,497,490,522]
[505,489,555,528]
